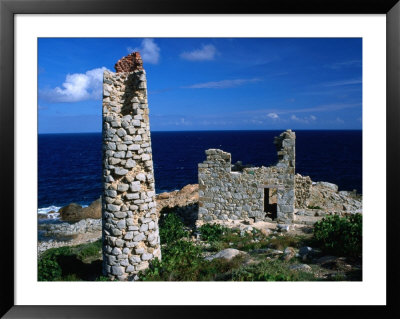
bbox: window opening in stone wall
[264,188,277,219]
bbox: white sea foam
[38,205,61,214]
[38,204,89,220]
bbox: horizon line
[38,128,363,135]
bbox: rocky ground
[38,175,362,280]
[189,218,361,280]
[38,219,102,256]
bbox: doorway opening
[264,188,277,219]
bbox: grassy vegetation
[139,214,317,281]
[38,211,362,281]
[313,213,362,257]
[232,259,316,281]
[159,208,189,245]
[38,239,108,281]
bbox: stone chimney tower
[274,129,296,222]
[102,52,160,280]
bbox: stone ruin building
[102,52,160,280]
[198,130,296,223]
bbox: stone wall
[102,52,160,280]
[295,174,312,209]
[198,130,296,223]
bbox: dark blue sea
[38,130,362,215]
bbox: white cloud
[290,114,317,123]
[267,112,279,119]
[326,60,362,69]
[323,78,362,87]
[180,44,217,61]
[39,67,108,103]
[128,39,160,64]
[239,103,360,117]
[336,117,345,124]
[291,115,301,121]
[183,78,261,89]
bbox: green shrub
[38,246,73,281]
[232,260,315,281]
[38,240,103,281]
[74,239,102,261]
[139,240,203,281]
[198,225,271,252]
[159,211,189,245]
[140,240,249,281]
[199,224,227,242]
[267,235,306,250]
[313,213,362,257]
[95,276,113,281]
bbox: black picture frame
[1,0,399,318]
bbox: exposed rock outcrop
[156,184,199,226]
[156,184,199,212]
[59,197,102,222]
[205,248,246,261]
[295,174,362,215]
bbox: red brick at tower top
[114,52,143,73]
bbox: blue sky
[38,38,362,133]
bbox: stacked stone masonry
[198,130,296,223]
[294,174,312,209]
[102,52,160,280]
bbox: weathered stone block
[130,181,141,192]
[111,266,124,276]
[133,233,146,242]
[107,204,120,212]
[117,183,129,192]
[114,167,128,175]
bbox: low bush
[159,211,189,245]
[139,240,248,281]
[74,239,102,262]
[38,246,73,281]
[313,213,362,257]
[199,223,227,242]
[232,260,315,281]
[267,235,307,251]
[139,240,204,281]
[38,240,103,281]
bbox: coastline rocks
[58,203,82,221]
[295,174,362,214]
[39,218,102,238]
[156,184,199,211]
[316,181,339,192]
[38,175,362,256]
[156,184,199,225]
[37,235,100,257]
[59,197,101,222]
[38,212,53,220]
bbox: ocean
[38,130,362,216]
